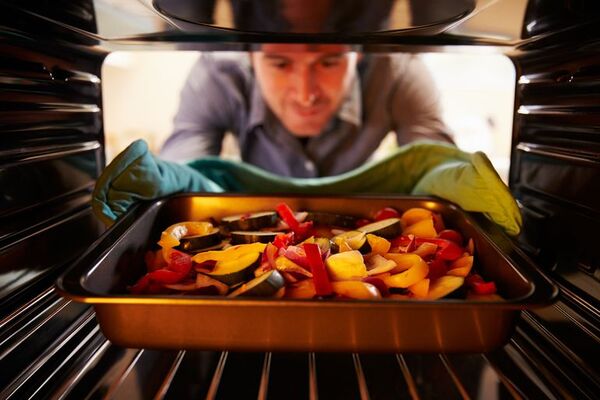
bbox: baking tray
[56,194,558,352]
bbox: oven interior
[1,0,599,399]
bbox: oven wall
[506,10,600,398]
[0,3,108,396]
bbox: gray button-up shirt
[160,53,452,177]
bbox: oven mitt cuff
[190,142,521,235]
[410,151,522,236]
[91,140,224,226]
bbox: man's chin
[284,119,327,137]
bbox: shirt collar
[247,80,268,131]
[246,74,363,132]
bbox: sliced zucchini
[177,227,221,252]
[228,269,285,297]
[305,212,358,228]
[207,251,261,286]
[357,218,401,239]
[230,231,278,245]
[221,211,278,231]
[330,230,370,253]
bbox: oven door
[1,0,599,399]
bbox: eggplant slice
[177,227,221,252]
[230,231,278,244]
[221,211,278,231]
[228,269,285,297]
[357,218,401,239]
[305,212,358,228]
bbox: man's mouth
[292,103,326,117]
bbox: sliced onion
[196,273,229,295]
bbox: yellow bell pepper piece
[192,242,267,264]
[409,278,430,299]
[402,218,437,238]
[401,208,433,226]
[383,253,423,273]
[384,258,428,288]
[366,234,391,255]
[331,281,381,300]
[325,250,367,281]
[447,255,474,277]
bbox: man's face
[251,44,359,137]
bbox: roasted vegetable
[331,230,369,253]
[305,212,358,228]
[133,202,497,302]
[207,251,262,286]
[178,227,221,252]
[158,221,215,258]
[221,211,278,231]
[357,218,401,239]
[228,270,285,297]
[230,231,278,244]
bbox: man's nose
[294,66,319,106]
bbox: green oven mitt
[92,139,521,235]
[91,139,224,226]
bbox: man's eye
[270,61,290,70]
[320,58,342,68]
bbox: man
[160,44,453,177]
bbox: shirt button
[304,161,315,171]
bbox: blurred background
[102,51,515,182]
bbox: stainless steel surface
[3,284,589,399]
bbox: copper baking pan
[56,194,558,352]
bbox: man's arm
[389,55,454,145]
[160,54,237,162]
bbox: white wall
[422,53,515,182]
[102,51,200,161]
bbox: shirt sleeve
[159,54,237,162]
[389,55,454,145]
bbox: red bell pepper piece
[129,273,152,294]
[275,202,313,239]
[471,281,497,295]
[415,238,462,261]
[465,274,484,286]
[303,243,333,296]
[283,245,311,270]
[373,207,401,221]
[276,202,300,230]
[355,218,372,228]
[167,250,192,274]
[273,232,294,249]
[148,269,187,284]
[427,257,447,281]
[390,235,416,253]
[466,274,497,295]
[438,229,464,245]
